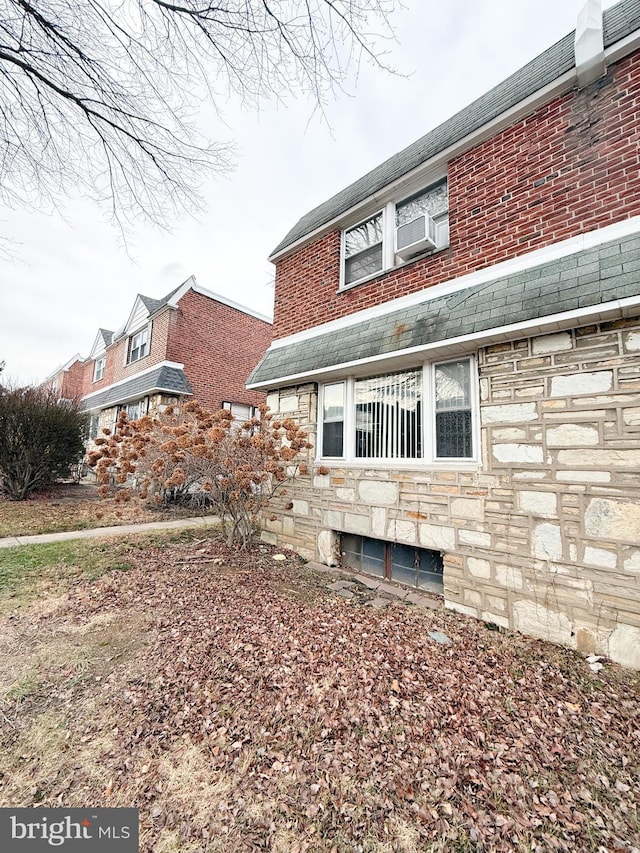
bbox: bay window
[319,357,476,462]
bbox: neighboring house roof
[248,230,640,387]
[270,0,640,258]
[98,329,114,347]
[80,365,192,411]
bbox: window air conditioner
[395,213,438,260]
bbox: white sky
[0,0,618,386]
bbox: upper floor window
[93,356,105,382]
[222,401,260,428]
[341,178,449,289]
[127,328,148,364]
[318,357,476,463]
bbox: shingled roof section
[249,232,640,387]
[270,0,640,258]
[81,366,192,411]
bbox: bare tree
[0,0,395,228]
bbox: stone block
[313,474,331,489]
[292,499,309,515]
[492,428,527,440]
[608,624,640,669]
[512,600,573,646]
[532,332,572,354]
[495,564,524,590]
[583,546,618,569]
[358,480,398,506]
[624,551,640,573]
[533,523,563,560]
[558,449,640,468]
[279,395,299,412]
[550,371,613,397]
[519,490,557,517]
[464,589,483,606]
[555,470,611,483]
[584,498,640,542]
[371,507,387,537]
[395,519,417,543]
[493,444,544,464]
[459,529,492,547]
[317,529,340,566]
[468,557,491,579]
[446,601,479,618]
[450,497,483,520]
[419,523,455,551]
[546,424,599,447]
[482,403,538,424]
[322,510,343,529]
[575,627,597,654]
[623,330,640,352]
[481,612,509,628]
[344,513,369,535]
[623,407,640,427]
[336,487,356,502]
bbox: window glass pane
[341,533,362,572]
[362,537,385,577]
[416,548,444,593]
[396,181,448,228]
[435,360,471,410]
[391,543,418,586]
[345,213,383,257]
[436,410,472,458]
[345,244,383,285]
[322,382,344,457]
[355,369,422,459]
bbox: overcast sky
[0,0,617,386]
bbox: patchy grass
[0,534,638,852]
[0,481,215,538]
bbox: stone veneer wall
[262,317,640,669]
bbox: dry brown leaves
[3,537,640,852]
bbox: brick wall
[261,317,640,669]
[166,289,272,411]
[57,359,85,401]
[273,52,640,338]
[111,310,171,385]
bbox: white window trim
[317,356,479,466]
[93,356,106,382]
[125,325,150,366]
[339,178,449,292]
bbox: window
[93,356,105,382]
[344,212,383,285]
[341,534,444,593]
[222,402,260,428]
[119,399,147,421]
[341,178,448,288]
[127,328,148,363]
[319,358,476,463]
[87,414,100,441]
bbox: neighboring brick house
[48,276,272,440]
[248,0,640,668]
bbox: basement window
[340,533,444,594]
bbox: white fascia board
[247,295,640,390]
[42,353,84,383]
[604,27,640,65]
[190,282,273,323]
[269,70,576,263]
[80,360,185,404]
[121,294,151,336]
[268,216,640,351]
[165,275,198,308]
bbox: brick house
[46,276,272,439]
[248,0,640,668]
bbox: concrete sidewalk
[0,516,220,549]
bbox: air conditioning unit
[395,213,438,260]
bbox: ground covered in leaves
[0,534,638,852]
[0,481,213,537]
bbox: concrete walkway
[0,516,220,549]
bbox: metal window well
[340,533,443,594]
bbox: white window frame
[339,177,449,291]
[126,327,149,365]
[318,356,479,466]
[93,356,106,382]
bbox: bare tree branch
[0,0,397,230]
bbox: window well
[340,533,444,594]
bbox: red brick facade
[273,52,640,338]
[55,285,272,412]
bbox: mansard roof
[249,228,640,388]
[80,365,192,411]
[270,0,640,259]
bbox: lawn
[0,531,638,852]
[0,481,215,538]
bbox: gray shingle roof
[81,366,192,411]
[271,0,640,258]
[249,232,640,387]
[98,329,114,347]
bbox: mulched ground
[1,536,639,852]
